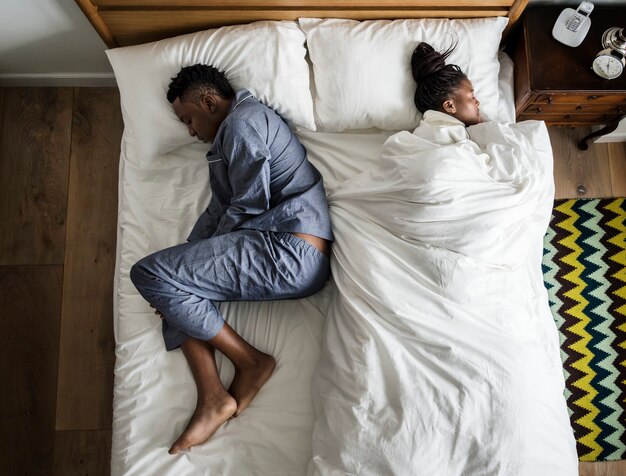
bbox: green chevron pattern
[543,198,626,461]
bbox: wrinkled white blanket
[308,112,578,476]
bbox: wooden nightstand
[512,6,626,150]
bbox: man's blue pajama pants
[130,229,330,351]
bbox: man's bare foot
[168,392,237,454]
[228,353,276,417]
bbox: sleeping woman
[309,42,576,476]
[411,41,482,126]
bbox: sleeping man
[130,64,333,454]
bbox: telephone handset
[552,1,594,47]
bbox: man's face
[172,95,220,143]
[444,78,481,126]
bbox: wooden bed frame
[75,0,528,48]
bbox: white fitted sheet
[111,125,401,475]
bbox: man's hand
[149,304,165,320]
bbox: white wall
[0,0,113,86]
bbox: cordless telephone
[552,1,594,47]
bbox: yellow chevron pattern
[557,200,602,459]
[543,198,626,461]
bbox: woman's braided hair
[167,64,235,104]
[411,42,467,113]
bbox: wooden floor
[0,87,625,475]
[0,87,122,475]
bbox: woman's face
[442,79,481,126]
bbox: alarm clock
[592,48,624,79]
[592,27,626,80]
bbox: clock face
[593,53,624,79]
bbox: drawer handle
[545,97,553,104]
[576,105,583,110]
[564,114,572,119]
[588,95,598,100]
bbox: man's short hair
[167,64,236,104]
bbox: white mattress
[110,54,574,475]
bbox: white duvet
[308,112,578,476]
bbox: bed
[75,1,579,475]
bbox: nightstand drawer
[533,93,626,105]
[517,112,624,125]
[522,103,626,114]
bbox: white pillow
[299,17,508,132]
[106,21,315,158]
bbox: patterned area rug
[543,198,626,461]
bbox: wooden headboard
[76,0,528,48]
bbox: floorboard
[550,126,614,200]
[608,142,626,196]
[0,88,73,266]
[53,429,111,476]
[0,88,4,136]
[56,88,122,431]
[580,459,626,476]
[0,266,63,475]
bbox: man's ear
[442,99,456,114]
[200,93,218,114]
